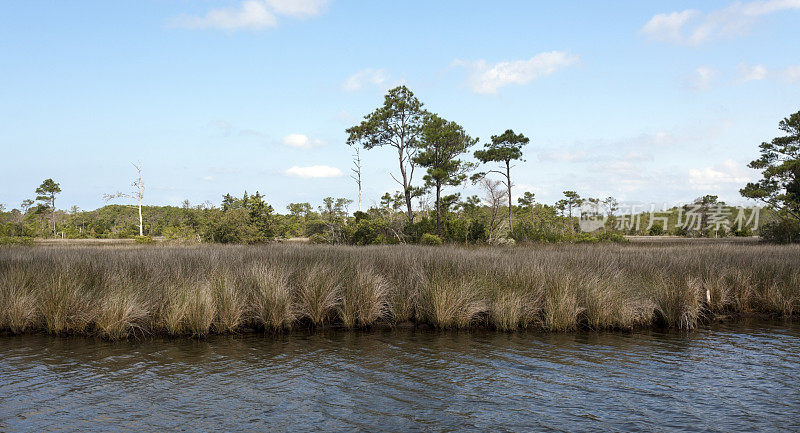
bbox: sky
[1,0,799,213]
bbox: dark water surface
[1,323,799,432]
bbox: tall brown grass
[95,274,148,339]
[0,268,38,333]
[0,243,797,339]
[250,264,295,330]
[296,263,340,326]
[212,272,244,333]
[339,266,390,328]
[417,273,487,328]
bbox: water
[1,323,799,432]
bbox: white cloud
[264,0,328,17]
[621,150,655,162]
[210,120,234,136]
[342,69,390,92]
[170,0,328,31]
[641,0,800,45]
[598,160,642,176]
[686,62,800,87]
[171,0,277,30]
[538,150,588,163]
[687,66,718,90]
[783,64,800,82]
[737,63,768,82]
[239,129,262,137]
[282,133,325,149]
[641,10,701,43]
[628,131,676,148]
[455,51,579,94]
[284,165,343,178]
[202,176,215,182]
[688,159,751,190]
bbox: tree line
[0,182,771,245]
[1,88,797,244]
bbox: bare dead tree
[350,145,363,212]
[481,177,508,240]
[104,162,145,236]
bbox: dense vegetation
[0,193,768,245]
[1,244,797,339]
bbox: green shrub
[510,221,572,243]
[350,219,388,245]
[352,211,370,223]
[443,219,468,243]
[134,235,155,244]
[163,225,198,242]
[575,233,599,243]
[759,219,800,244]
[673,226,690,237]
[467,221,487,243]
[597,232,629,243]
[0,236,34,246]
[403,218,436,243]
[420,233,443,245]
[201,208,269,244]
[374,234,399,245]
[648,224,665,236]
[309,233,328,244]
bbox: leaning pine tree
[741,109,800,242]
[346,86,427,225]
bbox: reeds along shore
[0,244,798,339]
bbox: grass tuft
[96,290,148,339]
[212,272,244,333]
[339,266,390,328]
[250,264,296,330]
[296,264,340,326]
[0,268,38,333]
[418,273,487,328]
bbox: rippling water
[2,322,799,432]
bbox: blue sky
[1,0,799,212]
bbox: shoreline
[1,314,797,341]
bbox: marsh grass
[418,273,487,328]
[0,268,38,333]
[212,273,244,333]
[0,243,798,339]
[296,264,340,326]
[94,273,148,339]
[38,273,93,334]
[339,266,390,328]
[489,291,532,331]
[96,290,147,339]
[653,277,703,330]
[543,274,583,331]
[162,282,216,336]
[250,264,295,330]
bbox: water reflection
[1,323,799,432]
